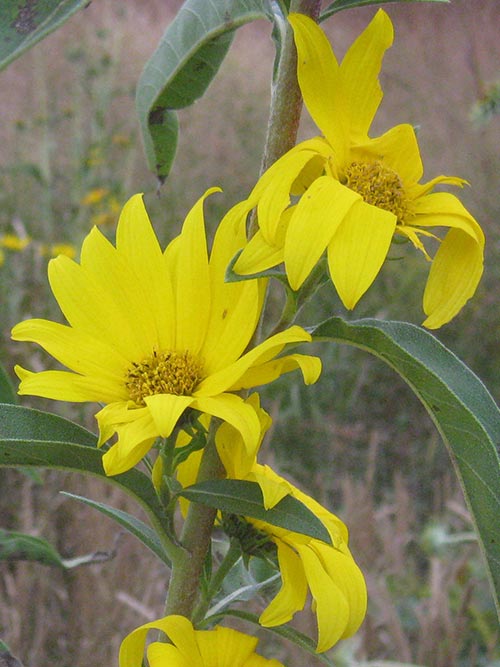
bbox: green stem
[192,538,242,624]
[163,429,224,619]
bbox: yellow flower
[234,11,484,329]
[1,233,31,251]
[81,187,109,206]
[177,399,367,653]
[12,191,321,476]
[119,614,284,667]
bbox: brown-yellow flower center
[344,160,408,221]
[125,350,203,406]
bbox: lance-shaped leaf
[0,404,171,560]
[320,0,449,21]
[179,478,332,544]
[0,0,91,71]
[136,0,273,181]
[0,529,64,567]
[312,317,500,620]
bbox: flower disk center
[344,160,408,221]
[125,350,203,406]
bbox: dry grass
[0,0,499,665]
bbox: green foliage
[179,478,332,543]
[0,362,17,404]
[320,0,449,21]
[0,528,64,567]
[135,0,273,181]
[0,0,90,71]
[312,317,500,620]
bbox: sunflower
[119,614,284,667]
[12,191,321,475]
[234,10,484,329]
[177,396,367,653]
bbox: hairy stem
[163,431,224,619]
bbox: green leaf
[0,404,169,557]
[136,0,272,181]
[0,363,18,405]
[0,0,91,71]
[320,0,449,20]
[0,528,64,566]
[312,317,500,620]
[62,492,170,566]
[179,478,332,544]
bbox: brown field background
[0,1,499,665]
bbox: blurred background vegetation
[0,0,498,665]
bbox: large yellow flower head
[177,399,367,653]
[11,191,321,475]
[119,614,284,667]
[234,10,484,329]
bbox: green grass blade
[62,491,171,566]
[320,0,449,21]
[0,0,90,71]
[135,0,272,181]
[312,317,500,620]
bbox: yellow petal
[411,191,485,245]
[422,227,483,329]
[193,393,261,457]
[195,326,311,396]
[233,229,284,276]
[119,615,201,667]
[248,466,293,510]
[289,14,346,158]
[284,176,361,290]
[327,200,396,310]
[145,394,195,437]
[11,318,128,383]
[196,626,258,667]
[351,123,423,185]
[175,188,220,355]
[14,366,125,403]
[259,540,308,626]
[147,643,186,667]
[231,353,321,390]
[114,193,176,350]
[295,543,350,651]
[340,9,393,140]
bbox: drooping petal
[327,200,396,310]
[259,540,308,627]
[14,366,125,403]
[174,188,220,355]
[248,466,293,510]
[147,643,187,667]
[410,191,485,245]
[195,326,312,396]
[289,14,346,159]
[11,318,128,382]
[284,176,361,290]
[340,9,393,140]
[231,353,322,391]
[314,541,367,638]
[422,227,484,329]
[192,393,262,457]
[145,393,196,437]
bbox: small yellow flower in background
[119,614,284,667]
[0,248,4,267]
[234,10,484,329]
[0,233,31,251]
[81,187,110,206]
[49,243,77,259]
[177,395,367,653]
[12,191,321,476]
